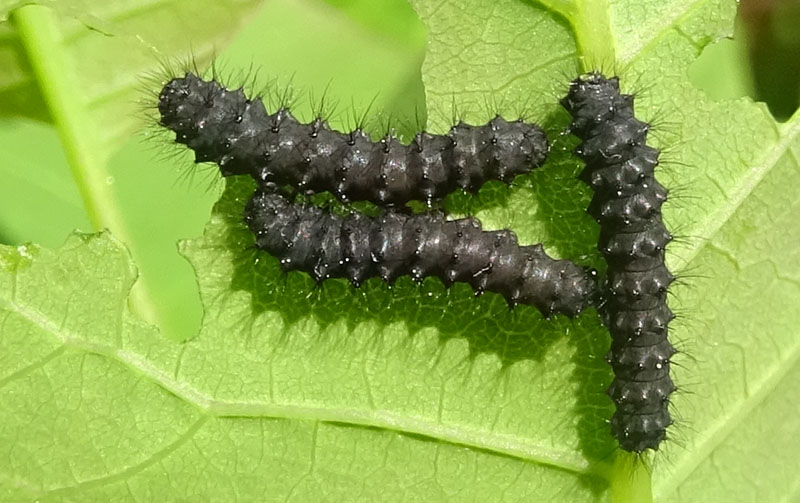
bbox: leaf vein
[0,294,604,477]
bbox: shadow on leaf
[209,113,617,468]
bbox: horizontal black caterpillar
[158,72,549,206]
[245,189,597,318]
[561,72,676,453]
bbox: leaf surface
[2,0,800,502]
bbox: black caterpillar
[245,189,597,318]
[561,72,676,453]
[158,72,549,206]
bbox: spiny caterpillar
[157,72,549,206]
[561,72,676,453]
[245,189,598,318]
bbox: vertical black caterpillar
[560,72,676,452]
[158,72,549,206]
[244,189,597,318]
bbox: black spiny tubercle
[245,189,598,319]
[158,72,549,206]
[561,72,677,453]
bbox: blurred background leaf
[0,0,426,340]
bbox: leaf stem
[11,4,164,332]
[610,452,653,503]
[571,0,616,71]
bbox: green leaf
[0,0,424,340]
[0,0,265,339]
[2,1,800,502]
